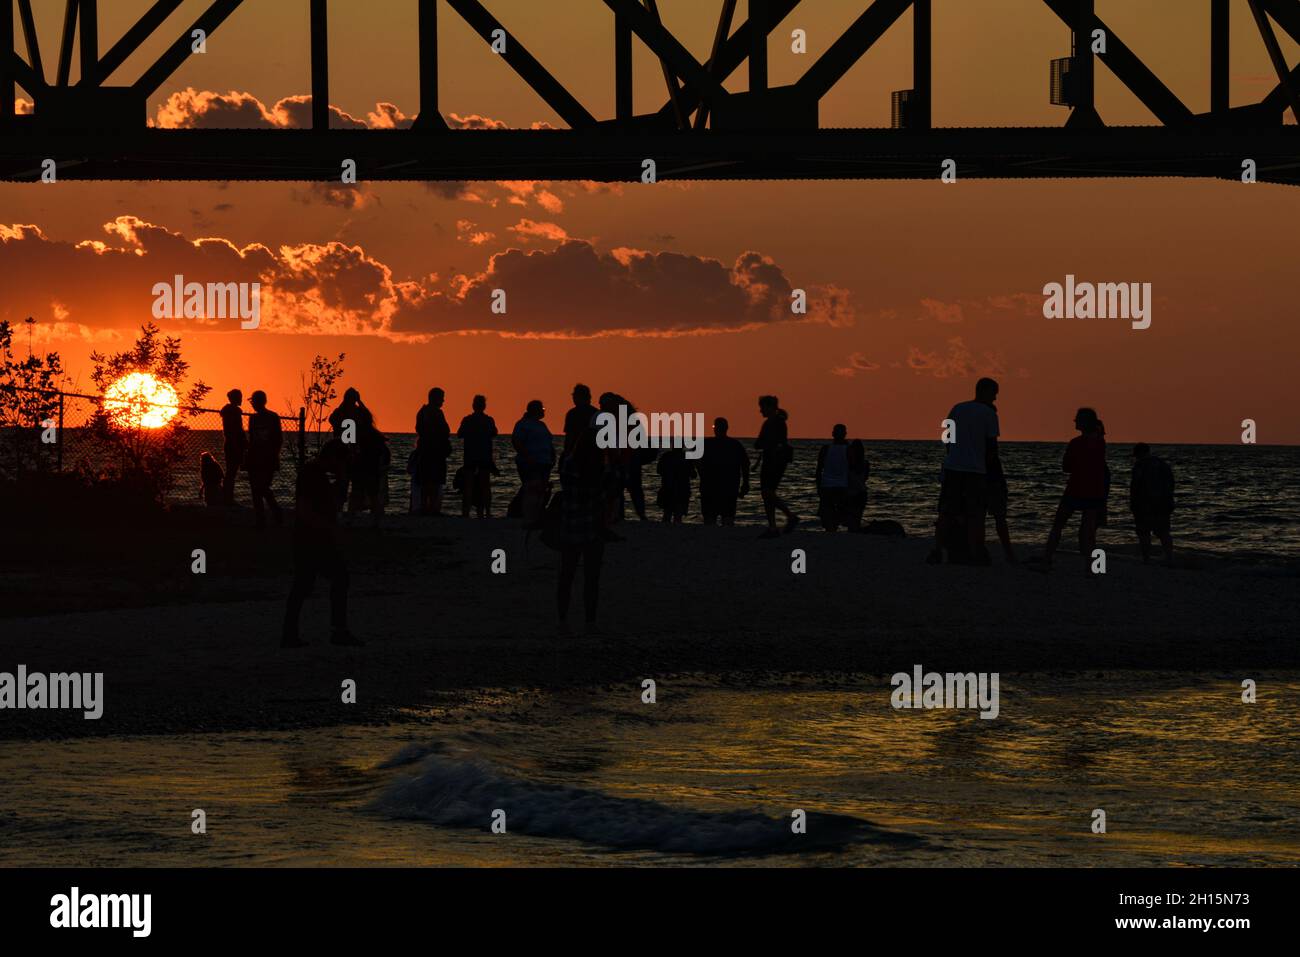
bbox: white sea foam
[371,752,921,856]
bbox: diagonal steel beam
[644,0,688,129]
[656,0,799,121]
[795,0,913,100]
[132,0,245,100]
[56,0,76,86]
[1249,0,1300,122]
[17,0,43,84]
[1042,0,1193,126]
[91,0,185,86]
[694,0,738,129]
[8,50,39,91]
[603,0,726,107]
[445,0,595,128]
[1260,0,1300,43]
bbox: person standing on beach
[349,414,390,527]
[511,399,555,523]
[246,390,283,529]
[1130,442,1175,565]
[219,389,246,506]
[414,387,452,516]
[458,394,498,518]
[700,417,749,526]
[928,377,1001,565]
[656,446,695,523]
[282,439,361,648]
[986,400,1015,563]
[847,439,869,530]
[562,383,596,467]
[1043,407,1107,569]
[754,395,798,538]
[328,388,372,509]
[557,424,607,635]
[815,424,851,531]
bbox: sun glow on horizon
[103,373,180,429]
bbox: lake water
[3,674,1296,867]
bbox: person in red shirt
[1043,407,1107,569]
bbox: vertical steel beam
[311,0,328,131]
[1212,0,1229,114]
[750,0,767,92]
[616,4,632,120]
[79,0,96,84]
[419,0,438,123]
[1067,0,1102,126]
[1,0,13,125]
[913,0,930,128]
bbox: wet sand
[2,508,1296,741]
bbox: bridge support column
[418,0,438,126]
[1212,0,1229,115]
[1067,0,1102,127]
[913,0,931,129]
[80,0,97,84]
[311,0,328,131]
[1,0,13,127]
[616,5,632,120]
[750,0,767,93]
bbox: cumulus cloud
[831,352,881,377]
[906,337,1006,379]
[1,219,856,342]
[507,219,568,242]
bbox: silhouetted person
[246,390,283,529]
[1043,407,1107,569]
[816,424,851,532]
[928,377,1001,565]
[349,415,390,527]
[754,395,798,538]
[328,388,373,509]
[511,399,554,523]
[200,451,224,508]
[557,424,606,634]
[656,446,695,524]
[414,387,452,516]
[1130,442,1175,565]
[219,388,245,505]
[562,383,595,466]
[1097,419,1113,528]
[847,439,869,530]
[598,392,636,525]
[458,394,498,518]
[700,417,749,526]
[282,439,360,648]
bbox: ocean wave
[371,752,922,857]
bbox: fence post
[57,391,65,472]
[298,407,306,468]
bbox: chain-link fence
[0,387,306,507]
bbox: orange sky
[2,1,1297,442]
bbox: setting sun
[102,372,180,430]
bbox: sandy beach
[2,508,1296,741]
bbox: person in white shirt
[928,377,1002,565]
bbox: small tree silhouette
[299,352,345,450]
[88,323,210,503]
[0,318,67,478]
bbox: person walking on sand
[754,395,798,538]
[700,417,749,526]
[246,390,283,529]
[219,388,246,506]
[927,377,1001,565]
[511,399,555,524]
[815,424,852,532]
[1130,442,1175,566]
[1043,407,1107,569]
[414,387,452,516]
[458,394,498,518]
[282,439,361,648]
[556,424,607,635]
